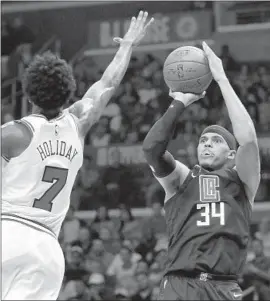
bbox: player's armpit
[235,140,261,205]
[66,81,115,137]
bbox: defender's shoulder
[2,120,33,159]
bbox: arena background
[2,1,270,300]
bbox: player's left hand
[169,90,206,107]
[202,41,227,83]
[113,11,154,46]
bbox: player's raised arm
[67,11,154,137]
[143,90,205,201]
[202,41,260,204]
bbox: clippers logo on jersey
[199,175,220,203]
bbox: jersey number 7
[33,166,68,212]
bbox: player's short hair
[22,51,76,111]
[201,125,237,150]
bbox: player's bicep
[235,141,261,204]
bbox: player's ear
[227,150,236,160]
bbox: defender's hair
[22,51,76,111]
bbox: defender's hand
[169,90,206,107]
[113,11,154,46]
[202,41,227,83]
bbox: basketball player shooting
[143,41,261,300]
[1,11,153,300]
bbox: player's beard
[200,155,228,171]
[200,161,215,171]
[199,154,223,171]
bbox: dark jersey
[164,165,252,276]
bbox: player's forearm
[83,41,133,99]
[143,100,185,158]
[218,78,257,145]
[69,42,134,135]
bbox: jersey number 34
[197,175,225,226]
[33,166,68,212]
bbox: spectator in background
[89,116,111,147]
[7,16,35,79]
[62,206,81,244]
[114,287,130,300]
[131,271,153,301]
[153,248,167,271]
[17,43,33,79]
[76,226,94,255]
[258,93,270,131]
[11,16,35,46]
[107,245,139,289]
[64,245,89,282]
[135,230,157,261]
[220,44,238,73]
[142,199,166,240]
[135,260,149,275]
[58,279,88,300]
[77,159,108,211]
[255,217,270,257]
[1,19,14,56]
[244,239,270,301]
[235,64,253,98]
[91,205,114,233]
[87,273,112,300]
[1,110,14,125]
[99,225,121,254]
[148,261,163,287]
[246,91,259,126]
[151,286,161,300]
[86,238,114,275]
[117,204,142,241]
[1,19,14,79]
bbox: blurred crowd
[72,44,270,149]
[58,204,270,300]
[58,201,167,300]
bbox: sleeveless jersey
[164,165,252,276]
[2,112,83,237]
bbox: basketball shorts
[2,218,65,300]
[158,273,243,300]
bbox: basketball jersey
[2,112,83,237]
[164,165,252,276]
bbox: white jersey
[2,112,83,237]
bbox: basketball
[163,46,213,94]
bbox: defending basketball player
[143,41,260,300]
[1,11,153,300]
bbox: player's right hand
[113,11,154,46]
[169,90,206,107]
[202,41,227,83]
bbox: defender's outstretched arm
[68,11,154,137]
